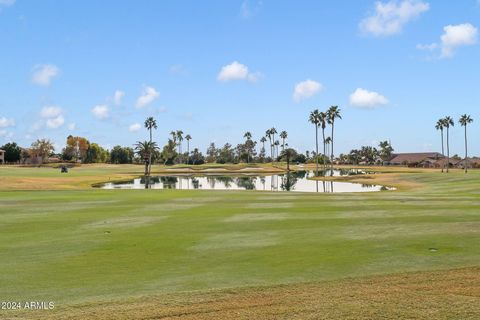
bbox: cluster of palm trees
[169,130,191,156]
[308,106,342,176]
[435,114,474,173]
[263,128,288,162]
[135,117,195,176]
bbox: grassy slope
[0,165,479,318]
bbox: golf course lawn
[0,165,479,319]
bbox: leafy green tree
[206,142,217,163]
[378,140,394,163]
[459,114,473,173]
[360,146,378,165]
[188,148,205,165]
[30,139,55,163]
[84,143,109,163]
[160,139,178,165]
[280,148,298,171]
[1,142,21,163]
[110,146,134,164]
[217,143,235,164]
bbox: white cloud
[91,105,109,119]
[349,88,389,108]
[0,0,16,7]
[240,0,263,19]
[360,0,429,36]
[293,79,322,102]
[0,117,15,128]
[129,123,142,132]
[68,123,76,130]
[31,64,60,86]
[417,23,478,58]
[46,115,64,129]
[136,86,159,108]
[113,90,125,105]
[40,106,62,118]
[440,23,478,58]
[217,61,261,82]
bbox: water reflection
[101,170,394,193]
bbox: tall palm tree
[274,140,280,159]
[185,134,192,164]
[170,131,177,144]
[327,106,341,174]
[280,131,288,152]
[260,136,267,163]
[243,131,252,163]
[319,111,328,174]
[435,119,445,173]
[260,136,267,150]
[325,137,332,165]
[443,116,454,173]
[144,117,157,174]
[265,129,273,162]
[270,127,277,163]
[176,130,184,154]
[144,117,157,142]
[309,109,321,176]
[459,114,473,173]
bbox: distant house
[388,152,444,167]
[434,157,461,169]
[0,149,5,164]
[455,157,480,169]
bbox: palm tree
[243,131,252,163]
[319,112,328,174]
[274,140,280,159]
[176,130,184,154]
[443,116,454,173]
[459,114,473,173]
[325,137,332,167]
[144,117,157,141]
[260,136,267,149]
[265,129,272,161]
[435,119,445,173]
[170,131,177,144]
[280,131,288,152]
[270,127,277,163]
[327,106,341,174]
[309,109,321,176]
[185,134,192,164]
[144,117,157,174]
[134,141,159,176]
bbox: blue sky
[0,0,479,156]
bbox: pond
[99,170,394,193]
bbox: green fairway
[0,166,479,319]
